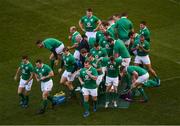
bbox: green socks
[47,95,54,103]
[24,95,29,105]
[18,93,25,102]
[42,99,48,110]
[105,92,110,102]
[50,59,55,70]
[83,101,89,112]
[93,100,97,109]
[138,88,148,101]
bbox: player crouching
[120,65,149,102]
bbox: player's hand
[82,29,86,32]
[68,35,72,40]
[40,76,46,81]
[67,46,71,49]
[58,68,62,73]
[139,45,143,49]
[86,70,92,75]
[36,78,40,82]
[55,60,59,66]
[14,75,18,81]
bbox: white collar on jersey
[121,16,127,19]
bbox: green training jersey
[71,31,81,45]
[62,53,76,72]
[102,57,122,77]
[90,47,108,59]
[34,64,52,82]
[107,23,116,39]
[134,40,150,56]
[99,38,113,56]
[113,39,130,58]
[139,27,150,42]
[89,58,103,75]
[88,37,96,49]
[43,38,62,51]
[115,17,133,40]
[80,15,100,32]
[96,31,104,42]
[127,66,147,76]
[20,62,34,80]
[79,66,98,89]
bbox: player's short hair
[22,55,28,60]
[108,16,114,21]
[70,26,76,31]
[113,13,121,17]
[140,35,145,38]
[36,40,42,45]
[94,43,99,47]
[110,56,115,61]
[63,47,69,52]
[140,21,146,25]
[128,31,135,37]
[120,66,126,72]
[87,53,93,58]
[36,59,42,64]
[121,12,128,17]
[84,60,90,64]
[80,48,88,54]
[87,8,93,12]
[101,21,109,27]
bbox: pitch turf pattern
[1,0,180,125]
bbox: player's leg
[66,72,76,98]
[18,79,26,106]
[112,77,119,107]
[49,53,55,70]
[82,88,90,117]
[143,55,160,84]
[23,79,33,107]
[91,88,98,112]
[105,77,112,108]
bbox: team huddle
[14,8,160,117]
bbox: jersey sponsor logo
[106,44,109,48]
[25,66,28,70]
[87,22,92,27]
[85,75,90,80]
[95,55,99,58]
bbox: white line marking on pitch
[161,76,180,82]
[168,0,180,5]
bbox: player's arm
[78,77,84,85]
[86,69,98,81]
[50,48,58,60]
[68,43,78,50]
[14,67,20,80]
[139,45,150,53]
[58,59,64,73]
[131,43,139,51]
[94,20,102,32]
[41,71,54,81]
[132,71,138,84]
[79,20,85,32]
[34,73,40,82]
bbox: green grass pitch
[0,0,180,124]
